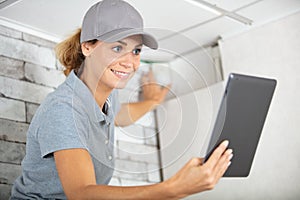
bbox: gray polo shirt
[10,70,120,199]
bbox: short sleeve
[37,103,87,158]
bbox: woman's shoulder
[38,85,73,113]
[29,80,76,126]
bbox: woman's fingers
[142,70,155,84]
[167,141,234,197]
[200,141,233,187]
[148,69,155,82]
[204,140,233,181]
[205,140,229,169]
[214,148,233,179]
[141,73,149,84]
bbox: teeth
[112,69,129,76]
[116,71,126,75]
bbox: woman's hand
[164,140,233,199]
[115,69,170,127]
[141,69,170,106]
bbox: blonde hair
[55,29,97,76]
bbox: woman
[10,0,233,199]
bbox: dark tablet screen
[204,73,276,177]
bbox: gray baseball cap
[80,0,158,49]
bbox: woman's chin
[113,81,128,89]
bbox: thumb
[161,85,170,96]
[162,84,171,94]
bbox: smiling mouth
[111,69,131,79]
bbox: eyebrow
[117,40,143,48]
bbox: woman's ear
[81,42,94,57]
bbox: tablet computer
[204,73,276,177]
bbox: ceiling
[0,0,299,99]
[1,0,300,63]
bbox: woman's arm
[115,100,162,127]
[54,141,232,200]
[115,70,170,127]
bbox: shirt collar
[65,70,114,123]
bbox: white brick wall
[113,159,148,181]
[115,124,145,144]
[25,102,39,123]
[0,24,161,198]
[117,141,159,164]
[0,35,56,69]
[0,76,54,104]
[0,163,21,184]
[0,97,26,122]
[0,56,24,79]
[0,118,28,142]
[24,63,65,88]
[0,140,25,164]
[0,25,22,40]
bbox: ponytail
[55,29,85,76]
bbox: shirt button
[105,140,109,145]
[108,156,112,160]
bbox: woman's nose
[119,53,135,68]
[120,61,134,68]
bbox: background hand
[141,69,171,105]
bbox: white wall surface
[211,11,300,200]
[167,47,222,98]
[158,11,300,200]
[157,81,225,178]
[148,46,222,101]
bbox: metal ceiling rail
[158,0,263,43]
[0,0,21,10]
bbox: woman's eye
[112,46,123,52]
[132,48,142,55]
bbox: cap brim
[97,28,158,50]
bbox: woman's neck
[93,85,112,110]
[79,67,112,110]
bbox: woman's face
[84,35,143,91]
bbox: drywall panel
[197,11,300,199]
[158,11,300,200]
